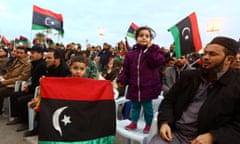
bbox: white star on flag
[61,115,72,126]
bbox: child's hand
[147,42,152,48]
[117,82,124,88]
[29,98,37,109]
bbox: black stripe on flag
[176,17,195,56]
[39,98,116,142]
[32,12,63,31]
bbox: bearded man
[151,36,240,144]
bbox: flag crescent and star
[44,17,54,26]
[52,106,72,136]
[182,27,191,40]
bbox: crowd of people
[0,26,240,143]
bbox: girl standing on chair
[117,26,165,133]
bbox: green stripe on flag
[38,136,115,144]
[32,24,48,30]
[169,26,181,58]
[127,32,135,38]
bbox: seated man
[0,47,9,70]
[0,46,31,115]
[162,55,194,96]
[7,45,47,132]
[23,48,70,137]
[45,48,70,77]
[231,49,240,72]
[151,36,240,144]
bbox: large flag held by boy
[168,12,202,58]
[38,77,116,144]
[32,5,64,35]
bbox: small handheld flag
[126,22,139,38]
[1,35,10,45]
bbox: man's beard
[202,57,225,75]
[175,63,185,69]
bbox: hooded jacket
[117,44,165,101]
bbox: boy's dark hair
[135,26,156,40]
[16,46,28,53]
[69,56,87,66]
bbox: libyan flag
[168,12,202,58]
[38,77,116,144]
[1,35,10,45]
[127,22,139,38]
[32,5,64,35]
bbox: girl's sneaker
[143,124,151,133]
[125,122,137,130]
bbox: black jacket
[158,69,240,144]
[28,58,47,93]
[46,62,70,77]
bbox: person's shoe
[125,122,137,130]
[24,128,38,137]
[16,124,28,132]
[6,118,22,125]
[143,124,151,133]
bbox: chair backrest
[113,88,119,99]
[34,86,40,98]
[14,81,23,92]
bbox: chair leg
[7,97,14,121]
[128,139,134,144]
[28,102,35,131]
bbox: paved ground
[0,115,37,144]
[0,114,139,144]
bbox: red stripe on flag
[33,5,63,22]
[1,35,10,45]
[189,12,202,51]
[131,22,139,30]
[40,77,114,101]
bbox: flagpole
[190,58,200,67]
[30,30,33,47]
[57,32,60,43]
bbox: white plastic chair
[28,86,39,131]
[7,81,25,121]
[115,95,164,144]
[113,88,119,99]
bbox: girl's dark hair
[135,26,156,40]
[69,56,87,66]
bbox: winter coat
[3,57,31,88]
[117,44,165,101]
[28,58,47,93]
[158,69,240,144]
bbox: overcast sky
[0,0,239,48]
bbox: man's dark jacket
[28,58,47,93]
[158,69,240,144]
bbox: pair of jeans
[130,100,153,125]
